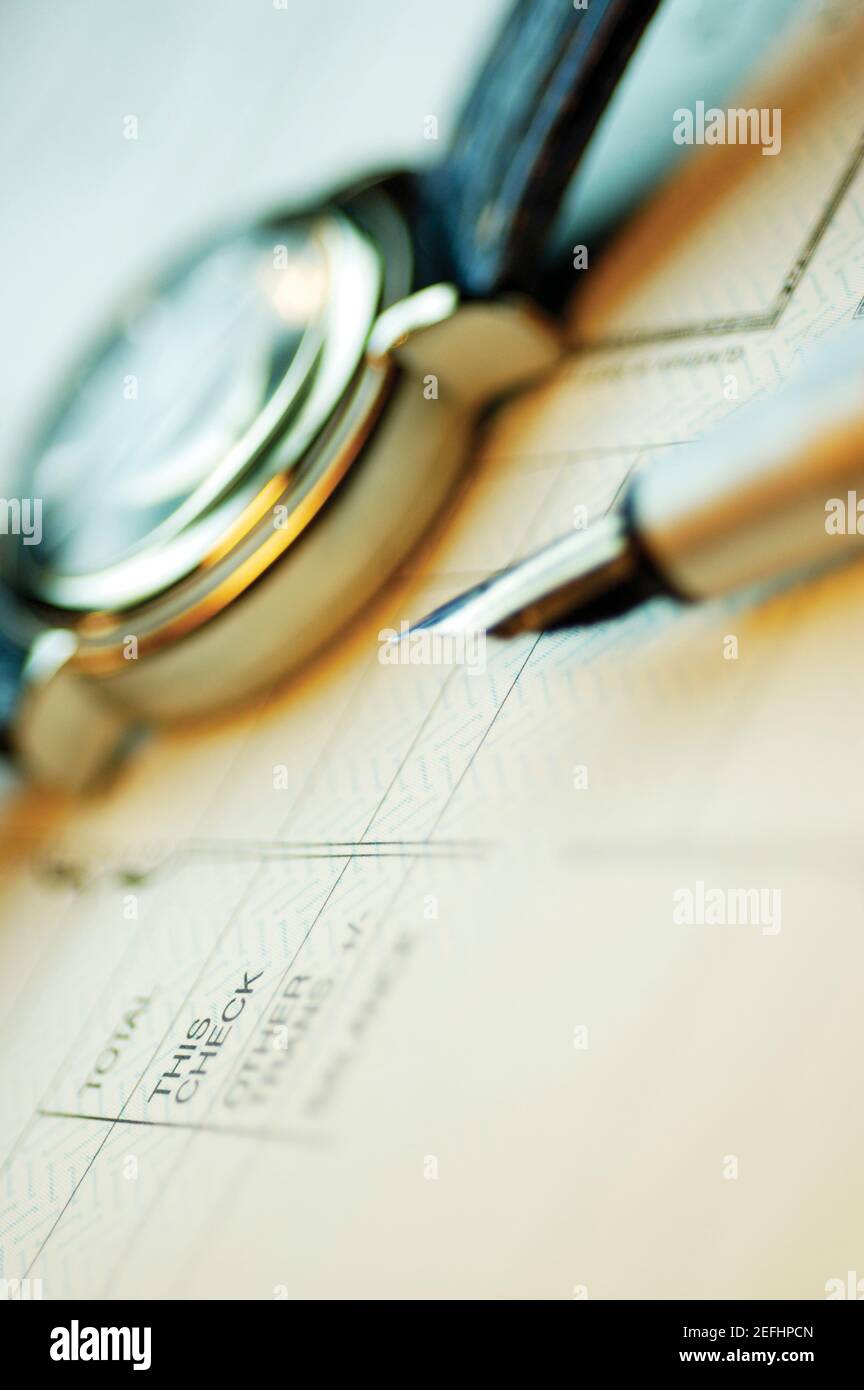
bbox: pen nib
[411,512,647,637]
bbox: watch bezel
[6,185,414,654]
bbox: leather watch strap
[420,0,662,299]
[0,626,27,755]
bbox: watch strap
[420,0,661,298]
[0,626,27,755]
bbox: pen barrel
[631,331,864,600]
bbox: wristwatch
[0,0,660,788]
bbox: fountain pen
[413,329,864,636]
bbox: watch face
[32,225,328,579]
[11,202,389,613]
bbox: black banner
[4,1298,860,1374]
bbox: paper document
[1,5,863,1299]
